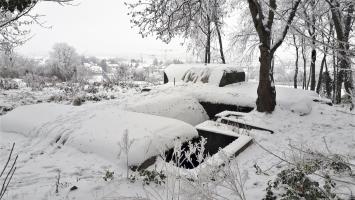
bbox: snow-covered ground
[0,82,146,115]
[0,82,354,199]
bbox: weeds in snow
[255,140,355,200]
[139,138,247,200]
[55,170,61,194]
[103,170,114,182]
[117,129,135,179]
[0,143,18,200]
[129,169,166,186]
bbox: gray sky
[18,0,186,59]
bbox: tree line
[127,0,354,112]
[0,0,354,113]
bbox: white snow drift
[0,103,198,166]
[127,95,209,126]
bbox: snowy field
[0,82,354,200]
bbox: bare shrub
[0,79,19,90]
[255,141,355,200]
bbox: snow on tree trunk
[256,45,276,112]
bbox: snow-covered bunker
[164,64,245,87]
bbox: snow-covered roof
[164,64,244,86]
[90,65,103,73]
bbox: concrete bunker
[164,121,253,169]
[199,101,254,119]
[163,64,246,87]
[133,118,254,171]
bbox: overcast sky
[18,0,186,59]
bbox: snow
[289,98,313,115]
[1,103,74,136]
[1,103,198,166]
[131,82,325,115]
[164,64,243,86]
[0,81,354,200]
[126,95,209,126]
[88,75,104,83]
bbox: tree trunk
[256,45,276,112]
[335,58,344,103]
[247,0,300,113]
[292,34,299,89]
[204,44,208,64]
[215,21,226,64]
[307,64,311,90]
[324,62,332,98]
[301,38,307,90]
[309,0,317,91]
[310,48,316,90]
[328,0,354,104]
[204,34,209,64]
[206,16,211,64]
[316,21,333,95]
[332,32,337,102]
[333,54,337,102]
[316,54,327,94]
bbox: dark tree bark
[204,16,212,64]
[303,0,317,91]
[247,0,301,113]
[316,20,333,94]
[316,54,327,94]
[215,21,226,64]
[310,48,316,90]
[310,1,317,91]
[332,51,337,101]
[327,0,354,103]
[292,34,299,89]
[301,37,307,90]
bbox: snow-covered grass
[0,81,354,199]
[0,81,146,115]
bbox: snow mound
[127,95,209,126]
[277,87,318,115]
[0,103,198,166]
[0,103,75,135]
[289,98,313,115]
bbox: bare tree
[316,15,334,94]
[325,0,354,104]
[48,43,80,82]
[126,0,228,64]
[0,0,74,53]
[292,33,300,88]
[300,36,308,89]
[299,0,319,91]
[246,0,302,112]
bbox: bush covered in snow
[0,79,19,90]
[263,147,354,200]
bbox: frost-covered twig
[55,170,61,194]
[255,140,355,186]
[118,129,135,179]
[0,143,18,200]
